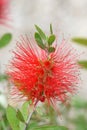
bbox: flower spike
[7,25,80,110]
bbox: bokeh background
[0,0,87,130]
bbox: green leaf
[72,97,87,109]
[0,119,6,130]
[50,24,53,34]
[16,110,25,123]
[21,101,30,121]
[35,25,46,40]
[72,115,87,130]
[72,38,87,46]
[0,74,8,81]
[78,61,87,69]
[0,33,12,48]
[35,32,46,49]
[48,35,56,45]
[48,47,55,53]
[26,121,38,130]
[6,105,20,130]
[19,101,30,130]
[31,125,68,130]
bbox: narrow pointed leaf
[50,24,53,34]
[48,35,56,45]
[78,61,87,69]
[0,33,12,48]
[35,25,46,40]
[6,105,20,130]
[16,109,25,123]
[31,125,68,130]
[72,38,87,46]
[35,32,46,49]
[48,47,55,53]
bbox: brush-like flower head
[7,25,80,108]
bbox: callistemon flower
[7,26,80,108]
[0,0,10,26]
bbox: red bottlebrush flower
[0,0,11,26]
[7,36,80,108]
